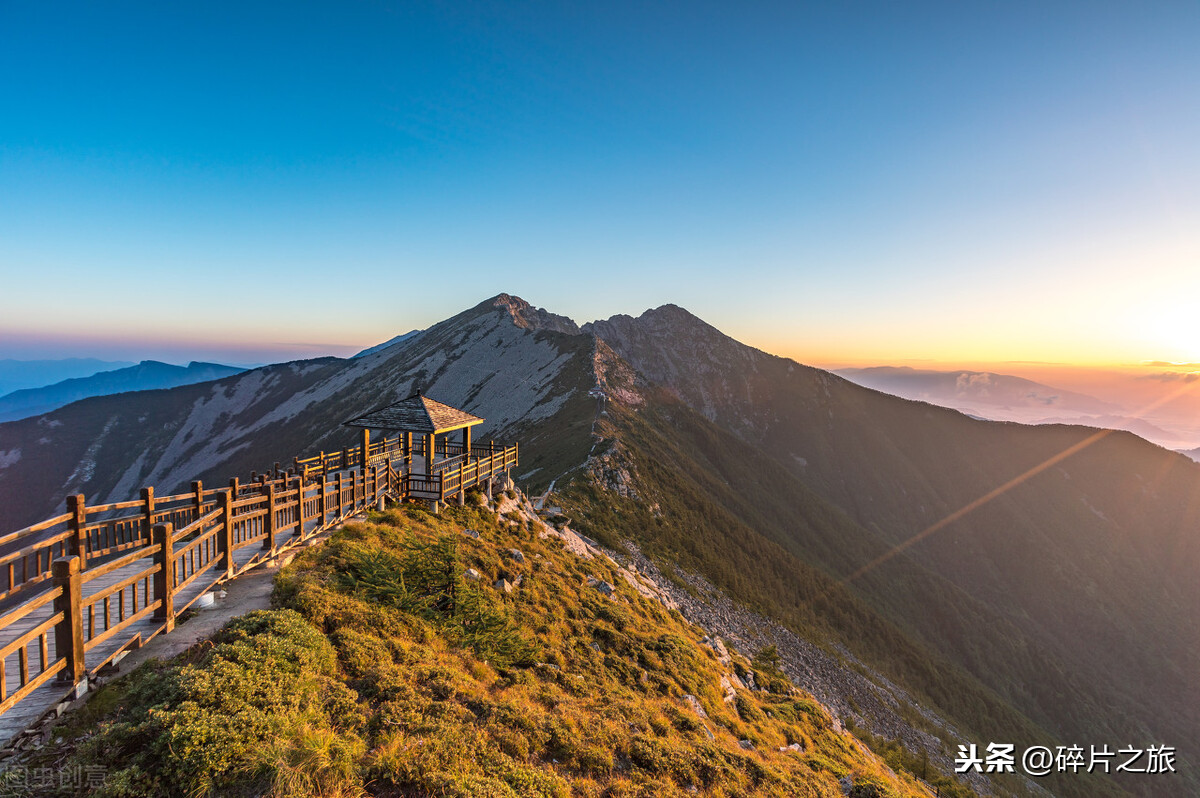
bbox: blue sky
[2,1,1198,365]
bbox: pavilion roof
[343,392,484,434]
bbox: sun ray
[839,376,1200,587]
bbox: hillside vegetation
[4,498,931,798]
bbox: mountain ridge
[1,293,1196,796]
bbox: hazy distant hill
[836,365,1119,414]
[834,365,1197,450]
[352,329,423,358]
[3,295,1198,796]
[1181,446,1200,462]
[0,358,135,395]
[0,360,245,422]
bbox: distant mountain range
[1181,447,1200,462]
[836,365,1192,449]
[0,360,245,422]
[2,295,1197,796]
[0,358,136,395]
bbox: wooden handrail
[0,437,518,721]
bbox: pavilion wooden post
[425,433,435,476]
[404,432,412,470]
[153,522,175,633]
[463,425,472,456]
[360,428,370,472]
[66,494,87,570]
[52,556,85,685]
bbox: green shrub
[71,610,363,797]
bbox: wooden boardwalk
[0,435,518,747]
[0,517,324,744]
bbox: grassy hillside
[3,499,933,798]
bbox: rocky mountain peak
[489,293,581,335]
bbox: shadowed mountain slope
[585,304,1200,797]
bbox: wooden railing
[0,436,518,721]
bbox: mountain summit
[492,292,581,335]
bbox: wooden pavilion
[343,391,484,479]
[332,391,517,510]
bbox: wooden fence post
[52,557,85,685]
[293,475,305,538]
[218,489,235,579]
[263,483,277,553]
[152,523,175,633]
[318,473,327,526]
[191,480,204,521]
[335,472,344,518]
[66,494,87,570]
[140,486,155,546]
